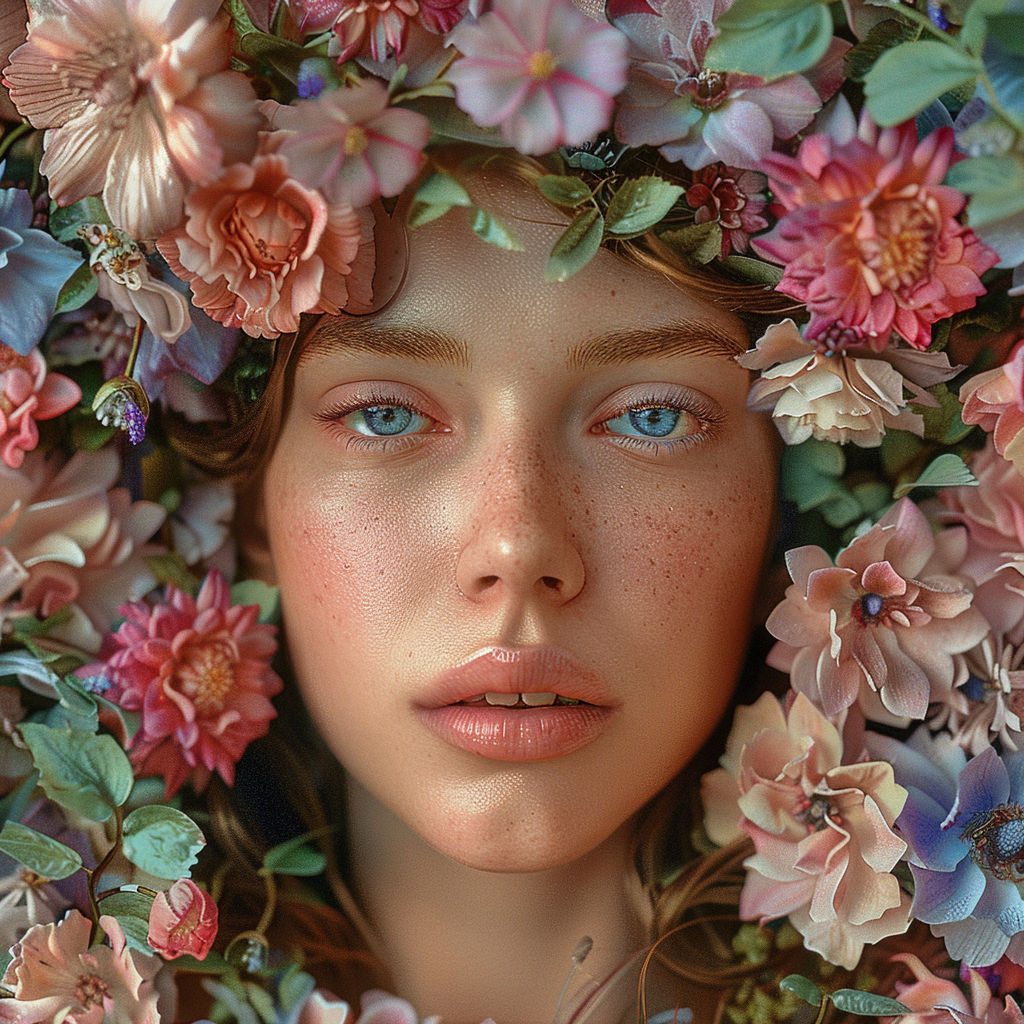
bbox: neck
[345,776,651,1024]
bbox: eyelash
[316,388,446,453]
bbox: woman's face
[263,181,778,872]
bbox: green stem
[0,122,32,164]
[87,805,124,943]
[124,320,143,378]
[255,870,277,937]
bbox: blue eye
[602,405,695,440]
[344,405,432,437]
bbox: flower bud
[147,878,218,961]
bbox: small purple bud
[927,0,950,29]
[124,400,146,445]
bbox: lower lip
[418,704,617,761]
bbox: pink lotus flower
[147,878,218,961]
[766,499,988,720]
[738,318,961,447]
[446,0,629,155]
[4,0,262,240]
[685,163,768,257]
[705,691,912,969]
[157,154,374,339]
[0,910,162,1024]
[96,569,282,796]
[960,338,1024,472]
[753,115,999,351]
[0,345,80,470]
[261,80,430,207]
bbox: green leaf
[659,222,724,264]
[53,674,100,732]
[262,834,327,877]
[719,255,785,285]
[122,805,206,880]
[54,260,96,315]
[604,176,684,237]
[961,0,1011,55]
[919,381,974,443]
[779,975,823,1008]
[545,208,604,282]
[987,12,1024,54]
[407,202,454,229]
[98,889,155,955]
[470,208,523,251]
[864,40,980,125]
[706,0,833,79]
[893,453,978,497]
[413,173,473,208]
[230,580,281,625]
[48,197,111,242]
[828,990,911,1016]
[946,154,1024,227]
[536,175,593,207]
[0,822,83,880]
[19,724,133,822]
[844,19,922,83]
[145,553,200,596]
[7,608,73,638]
[0,651,59,689]
[239,32,320,84]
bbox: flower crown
[0,0,1023,1021]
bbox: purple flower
[872,730,1024,968]
[445,0,628,155]
[0,186,82,355]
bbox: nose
[455,441,585,606]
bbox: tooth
[522,692,557,706]
[484,692,519,706]
[462,694,486,704]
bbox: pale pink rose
[0,911,162,1024]
[261,80,430,207]
[93,569,283,796]
[713,692,912,969]
[0,345,80,469]
[446,0,629,155]
[738,318,961,447]
[753,115,999,351]
[157,154,374,339]
[147,878,218,961]
[766,499,988,720]
[960,338,1024,472]
[4,0,262,240]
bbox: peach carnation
[96,569,283,797]
[960,339,1024,473]
[4,0,262,240]
[157,154,374,339]
[753,115,998,351]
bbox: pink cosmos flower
[147,878,218,961]
[0,345,80,470]
[766,499,988,721]
[705,691,911,969]
[95,569,283,797]
[4,0,262,241]
[960,339,1024,472]
[738,318,961,447]
[684,163,768,257]
[753,115,999,351]
[445,0,629,155]
[157,154,374,339]
[261,80,430,208]
[0,911,162,1024]
[608,0,846,170]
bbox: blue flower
[0,186,82,354]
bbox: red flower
[685,163,769,257]
[147,879,218,961]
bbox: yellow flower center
[173,638,237,715]
[344,126,369,156]
[528,50,558,80]
[74,974,111,1010]
[858,193,939,295]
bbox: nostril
[540,576,561,591]
[479,575,500,588]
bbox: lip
[417,646,619,762]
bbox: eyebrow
[300,317,743,370]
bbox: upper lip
[420,646,616,709]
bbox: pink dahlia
[766,499,988,721]
[4,0,262,242]
[753,115,999,351]
[446,0,629,155]
[685,163,768,257]
[95,569,283,797]
[0,911,162,1024]
[157,154,374,339]
[705,692,911,969]
[960,338,1024,472]
[0,345,80,470]
[262,80,430,208]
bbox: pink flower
[147,879,218,961]
[96,569,283,796]
[706,691,911,969]
[960,338,1024,472]
[298,990,352,1024]
[157,154,374,339]
[738,318,961,447]
[889,955,1024,1024]
[446,0,628,155]
[0,910,162,1024]
[261,80,430,207]
[766,499,988,720]
[0,345,80,470]
[753,115,999,351]
[4,0,262,240]
[685,163,768,257]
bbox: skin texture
[260,180,779,1021]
